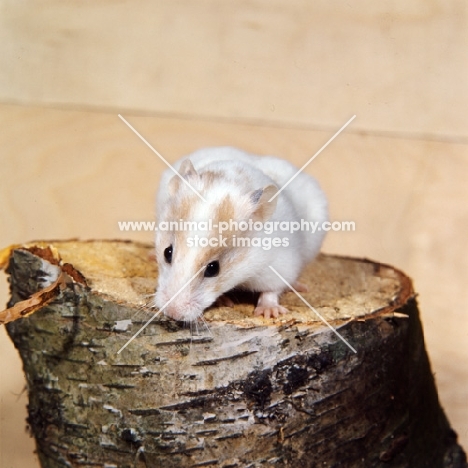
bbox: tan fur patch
[169,192,196,223]
[165,166,256,276]
[199,170,225,191]
[215,195,235,225]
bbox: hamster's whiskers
[131,294,156,320]
[198,314,213,337]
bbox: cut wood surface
[2,240,466,468]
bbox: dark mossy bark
[3,241,466,468]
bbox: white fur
[154,147,328,321]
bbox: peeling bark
[2,240,466,468]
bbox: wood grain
[4,241,465,467]
[0,1,466,138]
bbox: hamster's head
[154,159,278,322]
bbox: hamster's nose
[163,305,185,322]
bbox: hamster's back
[158,147,328,254]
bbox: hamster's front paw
[254,304,289,319]
[254,291,289,319]
[214,294,236,308]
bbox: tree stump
[1,240,466,468]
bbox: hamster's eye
[204,261,219,278]
[164,245,173,264]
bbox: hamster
[154,147,328,322]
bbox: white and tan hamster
[154,147,328,322]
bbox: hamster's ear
[169,159,198,194]
[179,159,198,179]
[249,184,278,222]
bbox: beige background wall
[0,1,467,466]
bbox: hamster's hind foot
[291,281,308,293]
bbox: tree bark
[2,240,466,468]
